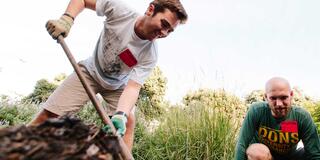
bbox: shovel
[57,36,134,160]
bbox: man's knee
[28,109,59,126]
[246,143,272,160]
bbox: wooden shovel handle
[57,36,134,160]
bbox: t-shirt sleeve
[96,0,135,19]
[235,103,260,160]
[298,109,320,159]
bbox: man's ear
[290,90,294,97]
[145,4,155,16]
[264,93,268,100]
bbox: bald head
[265,77,291,93]
[264,77,293,118]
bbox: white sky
[1,0,320,103]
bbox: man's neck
[134,16,146,40]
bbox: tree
[23,79,57,103]
[23,73,67,103]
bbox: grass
[133,103,239,160]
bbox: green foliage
[310,101,320,130]
[133,103,238,160]
[183,88,246,121]
[23,74,67,104]
[76,102,103,126]
[0,95,10,105]
[23,79,57,103]
[245,90,265,105]
[133,113,149,154]
[292,87,313,106]
[138,66,167,120]
[53,73,67,85]
[0,96,39,127]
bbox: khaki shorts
[42,65,123,116]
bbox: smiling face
[135,4,181,41]
[265,77,293,118]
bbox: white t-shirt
[81,0,158,90]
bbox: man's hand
[46,14,74,39]
[102,113,127,137]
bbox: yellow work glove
[46,13,74,39]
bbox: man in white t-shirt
[29,0,188,151]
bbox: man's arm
[235,117,251,160]
[102,80,141,137]
[300,110,320,159]
[46,0,97,39]
[116,80,142,116]
[235,105,258,160]
[64,0,96,19]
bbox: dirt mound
[0,116,122,160]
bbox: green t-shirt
[235,102,320,160]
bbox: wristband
[114,111,128,118]
[63,13,75,21]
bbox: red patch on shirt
[119,48,137,67]
[281,121,298,132]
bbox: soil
[0,116,122,160]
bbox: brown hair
[150,0,188,24]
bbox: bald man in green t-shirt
[235,77,320,160]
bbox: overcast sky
[1,0,320,103]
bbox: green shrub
[23,79,58,103]
[76,102,103,126]
[138,66,167,120]
[22,74,67,104]
[183,88,247,122]
[244,90,265,105]
[310,101,320,131]
[0,96,39,127]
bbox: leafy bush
[0,96,39,127]
[76,102,103,126]
[183,88,247,122]
[244,90,265,105]
[22,73,66,104]
[138,66,168,120]
[310,101,320,130]
[23,79,57,103]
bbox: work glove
[102,113,127,137]
[46,14,74,39]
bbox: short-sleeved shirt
[235,102,320,160]
[80,0,158,90]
